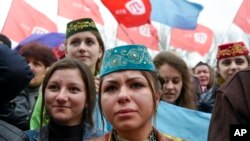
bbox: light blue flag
[150,0,203,29]
[156,101,211,141]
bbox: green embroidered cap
[99,44,156,78]
[66,18,98,39]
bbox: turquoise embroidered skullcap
[99,44,156,78]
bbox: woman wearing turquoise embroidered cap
[29,18,107,131]
[88,44,183,141]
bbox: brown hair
[153,51,197,110]
[19,42,57,68]
[91,31,105,75]
[40,58,96,138]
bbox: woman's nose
[117,87,131,104]
[56,89,68,102]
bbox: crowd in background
[0,17,249,141]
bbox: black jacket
[0,86,39,131]
[0,120,25,141]
[0,45,33,104]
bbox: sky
[0,0,248,67]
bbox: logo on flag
[102,0,151,27]
[125,0,146,15]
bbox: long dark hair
[39,58,96,139]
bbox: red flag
[170,24,213,56]
[117,23,159,51]
[102,0,151,27]
[233,0,250,34]
[58,0,103,24]
[2,0,57,43]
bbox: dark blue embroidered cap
[99,44,156,78]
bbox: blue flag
[150,0,203,29]
[155,101,211,141]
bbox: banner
[156,101,211,141]
[150,0,203,29]
[2,0,57,42]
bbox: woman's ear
[64,42,69,57]
[155,91,161,105]
[98,46,103,59]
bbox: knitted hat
[217,41,249,60]
[66,18,98,39]
[99,44,155,78]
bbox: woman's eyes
[222,59,246,66]
[103,83,144,93]
[85,39,95,46]
[172,79,181,84]
[222,60,231,66]
[131,83,144,89]
[70,39,81,46]
[235,59,245,65]
[47,85,59,91]
[69,87,81,93]
[103,85,117,93]
[160,78,180,85]
[47,85,81,93]
[69,39,95,46]
[34,61,43,67]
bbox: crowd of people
[0,17,249,141]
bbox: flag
[102,0,151,27]
[117,23,159,51]
[58,0,103,24]
[170,24,213,56]
[156,101,211,141]
[150,0,203,29]
[2,0,57,43]
[233,0,250,34]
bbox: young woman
[153,51,197,110]
[208,41,250,141]
[30,18,106,131]
[88,44,182,141]
[216,41,249,82]
[199,41,250,113]
[23,58,101,140]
